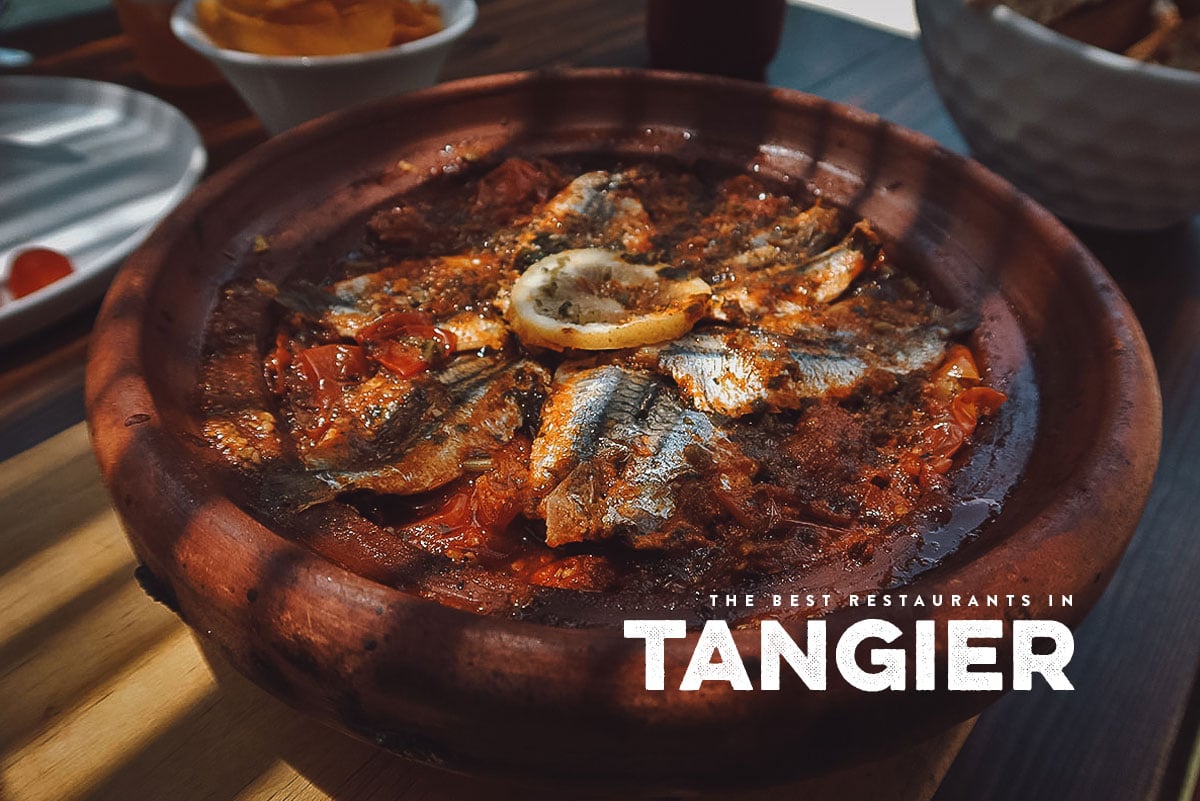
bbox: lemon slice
[506,249,712,351]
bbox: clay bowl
[86,69,1161,791]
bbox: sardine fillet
[646,323,953,418]
[313,357,549,497]
[530,364,748,548]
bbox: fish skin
[723,202,844,273]
[275,281,362,333]
[506,170,654,267]
[639,319,956,418]
[544,170,623,217]
[597,396,723,541]
[710,220,880,331]
[272,356,549,508]
[791,220,880,304]
[275,274,392,341]
[297,371,436,470]
[275,256,513,351]
[639,328,868,417]
[530,364,750,549]
[528,364,660,498]
[324,358,548,497]
[438,311,511,352]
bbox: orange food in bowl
[195,0,443,57]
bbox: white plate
[0,76,206,347]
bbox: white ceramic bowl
[916,0,1200,230]
[172,0,477,135]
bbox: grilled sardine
[530,364,754,548]
[637,318,955,417]
[710,221,881,332]
[272,356,549,508]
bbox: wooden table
[2,3,1198,800]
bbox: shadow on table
[57,633,970,801]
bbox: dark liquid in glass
[646,0,787,82]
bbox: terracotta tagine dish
[86,69,1161,792]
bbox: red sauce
[8,248,73,299]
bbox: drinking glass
[646,0,787,82]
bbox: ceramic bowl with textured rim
[916,0,1200,230]
[171,0,477,134]
[86,69,1161,791]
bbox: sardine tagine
[198,156,1010,626]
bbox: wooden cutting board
[0,423,974,801]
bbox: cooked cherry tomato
[298,344,369,388]
[426,488,476,531]
[402,483,497,560]
[950,387,1008,432]
[292,344,369,439]
[296,343,368,414]
[372,340,430,378]
[934,344,981,382]
[8,248,73,299]
[921,419,966,459]
[355,311,435,342]
[364,317,457,378]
